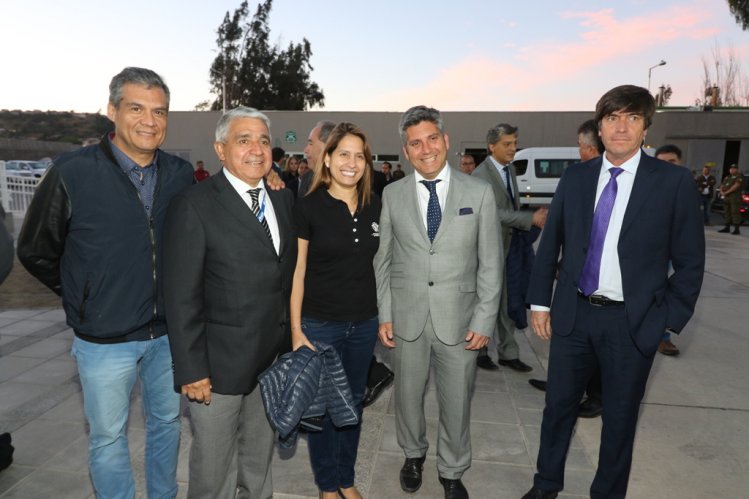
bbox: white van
[513,147,580,206]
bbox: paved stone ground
[0,256,59,310]
[1,215,748,498]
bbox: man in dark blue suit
[522,85,705,499]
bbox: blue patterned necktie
[248,188,273,244]
[420,179,442,242]
[579,167,624,296]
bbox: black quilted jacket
[258,341,358,448]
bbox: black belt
[577,290,624,307]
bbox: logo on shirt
[371,222,379,237]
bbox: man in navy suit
[522,85,705,499]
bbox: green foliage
[210,0,325,111]
[0,110,111,144]
[728,0,749,30]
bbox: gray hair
[316,120,336,143]
[109,67,170,108]
[398,105,444,144]
[486,123,518,145]
[215,106,272,143]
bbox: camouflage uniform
[718,168,743,233]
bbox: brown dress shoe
[658,340,680,356]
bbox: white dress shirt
[593,150,639,301]
[531,149,640,310]
[413,164,451,232]
[223,169,281,255]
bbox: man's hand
[531,310,552,340]
[464,331,489,350]
[182,378,212,405]
[532,207,548,229]
[265,169,285,191]
[378,322,396,348]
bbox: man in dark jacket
[17,67,194,499]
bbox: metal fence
[0,161,41,218]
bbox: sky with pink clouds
[2,0,748,113]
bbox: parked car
[513,147,580,206]
[513,147,656,206]
[712,173,749,224]
[3,160,48,178]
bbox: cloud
[350,3,725,111]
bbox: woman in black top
[291,123,380,499]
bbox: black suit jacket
[527,152,705,355]
[163,172,296,394]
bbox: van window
[535,159,576,178]
[513,159,528,176]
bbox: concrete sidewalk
[0,226,748,498]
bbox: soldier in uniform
[695,164,716,225]
[718,164,744,235]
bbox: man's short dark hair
[486,124,518,146]
[109,67,170,108]
[272,147,285,162]
[398,106,444,144]
[595,85,656,129]
[655,144,682,160]
[577,119,604,154]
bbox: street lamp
[648,60,666,91]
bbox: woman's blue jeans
[301,316,378,492]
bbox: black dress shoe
[578,397,603,418]
[438,476,468,499]
[521,486,558,499]
[497,358,533,372]
[528,379,547,391]
[476,354,499,370]
[399,456,426,493]
[362,369,394,407]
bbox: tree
[696,40,749,107]
[728,0,749,30]
[209,0,324,111]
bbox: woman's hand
[291,327,315,351]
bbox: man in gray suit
[164,107,296,499]
[473,124,547,372]
[375,106,501,499]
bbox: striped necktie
[248,188,273,244]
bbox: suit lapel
[582,157,603,236]
[620,154,658,237]
[211,172,275,252]
[402,174,431,245]
[433,169,460,245]
[483,159,513,206]
[266,187,289,254]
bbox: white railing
[0,161,41,217]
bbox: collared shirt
[413,164,451,232]
[294,188,381,321]
[531,149,640,311]
[593,149,640,301]
[110,134,158,217]
[487,155,512,191]
[222,169,281,254]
